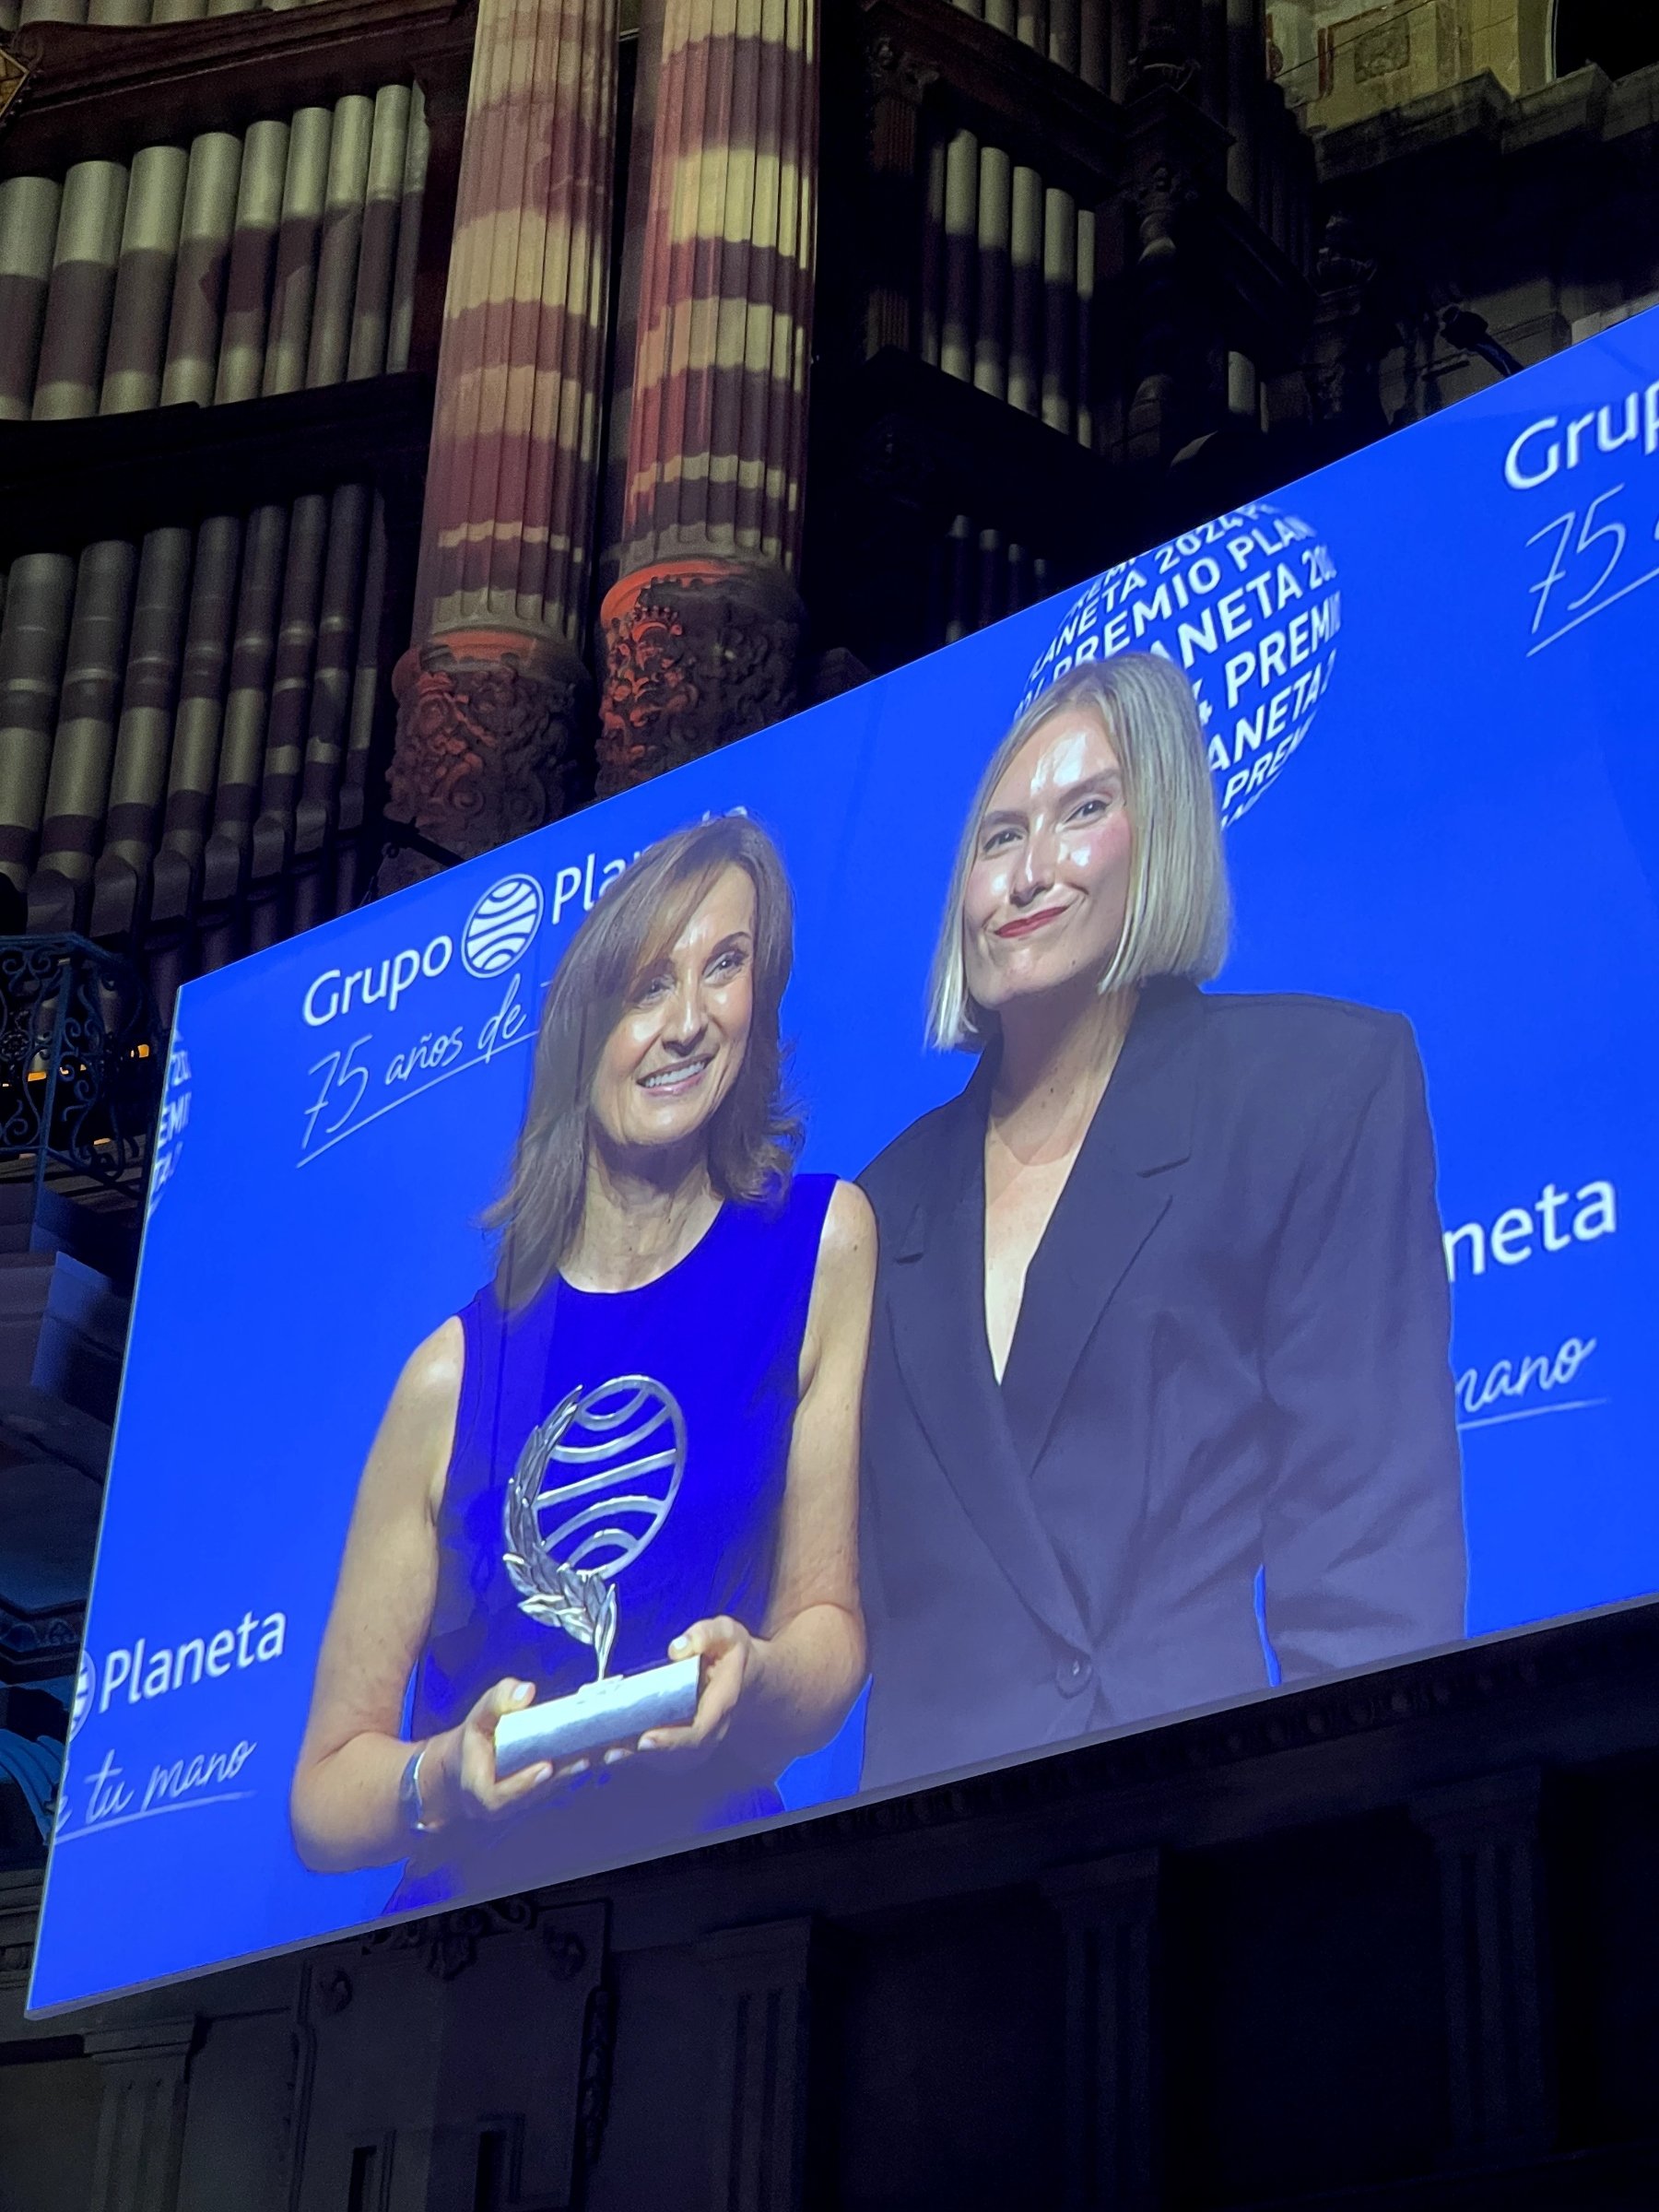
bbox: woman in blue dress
[290,816,874,1909]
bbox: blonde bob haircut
[927,651,1230,1052]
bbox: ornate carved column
[84,2018,198,2212]
[1039,1850,1163,2212]
[1410,1769,1555,2162]
[1122,29,1230,467]
[862,37,936,361]
[1304,212,1391,445]
[698,1916,819,2212]
[598,0,818,795]
[380,0,618,888]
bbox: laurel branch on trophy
[492,1376,700,1778]
[502,1386,623,1680]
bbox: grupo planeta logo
[1022,500,1341,830]
[462,872,545,979]
[71,1649,95,1740]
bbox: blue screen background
[30,308,1659,2012]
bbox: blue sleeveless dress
[389,1172,836,1912]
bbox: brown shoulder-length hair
[487,815,801,1310]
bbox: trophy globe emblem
[494,1377,699,1772]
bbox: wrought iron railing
[0,935,165,1218]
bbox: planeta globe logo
[463,872,545,980]
[1021,500,1341,829]
[503,1378,688,1685]
[71,1649,95,1739]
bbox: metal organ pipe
[384,87,428,372]
[306,95,375,389]
[101,144,189,415]
[28,541,140,924]
[35,161,129,419]
[262,106,333,396]
[216,118,289,404]
[17,0,89,28]
[347,86,413,380]
[0,558,76,900]
[92,528,194,936]
[926,0,1100,644]
[0,82,428,969]
[0,178,62,420]
[160,134,243,408]
[154,516,242,923]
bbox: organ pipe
[17,0,89,28]
[0,178,61,420]
[1075,206,1095,450]
[262,106,333,396]
[1041,186,1075,436]
[160,135,243,408]
[1008,163,1042,415]
[940,128,979,385]
[29,541,141,924]
[101,144,188,416]
[216,119,289,404]
[974,146,1011,403]
[35,161,128,420]
[154,515,243,917]
[0,555,76,899]
[306,95,374,390]
[347,86,413,380]
[91,525,194,935]
[384,88,429,373]
[201,501,288,940]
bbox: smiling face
[961,704,1135,1017]
[588,865,758,1158]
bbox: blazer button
[1057,1653,1092,1697]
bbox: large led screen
[29,306,1659,2012]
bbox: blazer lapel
[885,1073,1090,1652]
[999,980,1200,1474]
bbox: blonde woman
[857,652,1465,1792]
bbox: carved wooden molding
[856,0,1122,207]
[0,370,432,561]
[655,1604,1659,1881]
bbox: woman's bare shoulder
[393,1315,466,1418]
[369,1321,467,1523]
[813,1179,877,1293]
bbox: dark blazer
[857,977,1466,1794]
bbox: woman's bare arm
[289,1322,462,1869]
[643,1179,876,1771]
[289,1320,575,1869]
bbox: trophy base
[492,1654,700,1778]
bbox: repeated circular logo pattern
[1021,500,1340,829]
[463,873,545,979]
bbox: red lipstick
[995,906,1067,940]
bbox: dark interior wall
[0,2043,101,2212]
[1554,1759,1659,2149]
[1553,1,1659,80]
[1165,1813,1446,2206]
[829,1888,1064,2212]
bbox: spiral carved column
[382,0,617,888]
[598,0,818,795]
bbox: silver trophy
[491,1376,700,1777]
